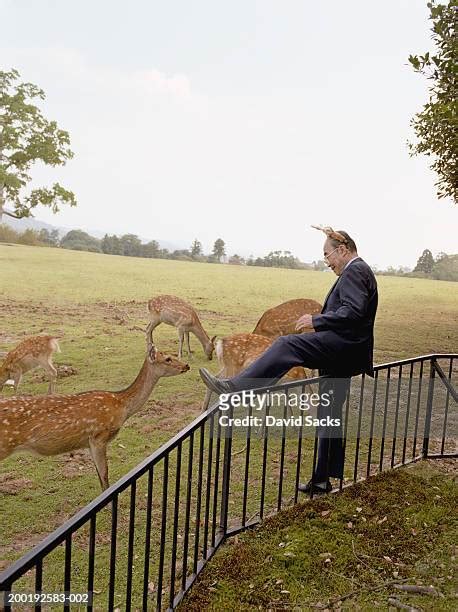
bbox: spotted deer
[0,336,61,394]
[252,298,322,338]
[201,333,314,411]
[148,295,215,360]
[0,327,189,490]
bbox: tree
[38,228,59,246]
[141,240,161,258]
[228,254,245,265]
[61,229,101,252]
[190,238,203,258]
[120,234,142,257]
[413,248,435,273]
[212,238,226,262]
[408,1,457,203]
[0,69,76,221]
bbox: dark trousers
[230,332,353,481]
[313,376,350,481]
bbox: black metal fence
[0,354,456,611]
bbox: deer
[252,298,322,338]
[0,327,190,491]
[0,336,61,394]
[201,333,315,411]
[147,295,216,360]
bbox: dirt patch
[0,473,33,495]
[58,450,94,478]
[31,364,78,383]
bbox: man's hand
[295,314,315,332]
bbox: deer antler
[311,225,348,244]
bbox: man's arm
[312,266,370,331]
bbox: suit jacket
[312,257,378,376]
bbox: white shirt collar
[343,256,359,271]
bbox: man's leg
[313,376,350,483]
[228,333,337,391]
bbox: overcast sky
[1,0,456,268]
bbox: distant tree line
[375,249,457,282]
[2,225,455,281]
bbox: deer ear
[210,335,217,345]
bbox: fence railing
[0,354,456,611]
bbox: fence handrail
[0,352,456,589]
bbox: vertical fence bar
[211,420,222,547]
[402,363,414,465]
[353,374,365,482]
[219,404,233,535]
[422,359,436,458]
[142,468,154,612]
[34,559,43,612]
[202,414,215,559]
[87,515,96,612]
[181,434,194,592]
[340,383,351,490]
[277,390,288,511]
[440,358,453,455]
[294,384,305,504]
[390,366,403,468]
[156,455,169,611]
[193,424,205,575]
[366,371,378,478]
[63,534,72,612]
[379,367,391,472]
[169,442,182,609]
[108,494,118,612]
[412,361,424,458]
[125,481,137,612]
[259,402,270,519]
[242,402,253,525]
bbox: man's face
[323,238,348,276]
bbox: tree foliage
[212,238,226,261]
[408,1,457,203]
[413,248,435,273]
[0,69,76,220]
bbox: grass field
[0,243,456,608]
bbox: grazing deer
[0,336,61,394]
[0,328,189,490]
[147,295,216,360]
[202,333,314,411]
[252,298,322,338]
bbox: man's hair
[329,231,357,253]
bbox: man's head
[323,230,358,276]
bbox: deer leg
[185,331,193,358]
[12,370,22,394]
[178,330,184,360]
[45,361,58,394]
[89,439,109,490]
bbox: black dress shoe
[199,368,235,394]
[297,479,332,495]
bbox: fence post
[422,358,436,458]
[219,404,233,536]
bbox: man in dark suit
[200,227,378,494]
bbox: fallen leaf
[346,521,354,529]
[383,556,393,563]
[377,516,387,525]
[321,510,331,517]
[356,507,362,513]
